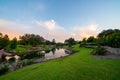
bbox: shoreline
[15,49,77,70]
[1,48,77,75]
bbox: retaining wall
[104,46,120,55]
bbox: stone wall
[104,46,120,55]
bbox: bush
[19,59,34,66]
[9,37,17,50]
[92,46,107,55]
[79,42,85,47]
[19,50,44,59]
[0,63,9,75]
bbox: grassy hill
[0,45,120,80]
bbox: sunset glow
[0,0,120,42]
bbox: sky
[0,0,120,42]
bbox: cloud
[35,19,56,30]
[0,19,100,42]
[34,20,100,42]
[0,19,31,39]
[34,20,70,42]
[71,23,100,40]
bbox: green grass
[15,45,26,52]
[7,45,27,52]
[0,45,120,80]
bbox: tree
[97,29,120,38]
[87,36,95,43]
[97,29,120,48]
[0,34,9,47]
[106,32,120,48]
[64,38,75,47]
[9,37,17,49]
[79,38,87,47]
[45,40,51,45]
[56,42,64,46]
[52,39,56,45]
[19,34,45,46]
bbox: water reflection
[44,49,69,60]
[1,48,71,72]
[4,48,70,62]
[51,48,56,55]
[45,50,51,53]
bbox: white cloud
[0,19,31,39]
[71,23,100,40]
[34,20,101,42]
[0,19,101,42]
[44,20,56,30]
[34,20,70,42]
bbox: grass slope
[0,45,120,80]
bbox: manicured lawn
[7,45,27,52]
[15,45,27,52]
[0,45,120,80]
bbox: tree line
[0,33,56,50]
[97,29,120,48]
[64,29,120,48]
[0,29,120,50]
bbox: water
[4,48,70,62]
[1,48,70,71]
[44,49,69,60]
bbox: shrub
[79,42,85,47]
[0,63,9,75]
[79,38,87,47]
[19,50,44,59]
[9,37,17,50]
[92,46,107,55]
[19,59,34,66]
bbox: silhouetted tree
[87,36,96,43]
[19,34,45,46]
[97,29,120,38]
[97,29,120,48]
[52,39,56,45]
[9,37,17,49]
[45,40,51,45]
[0,34,9,47]
[106,32,120,48]
[64,38,75,47]
[79,38,87,47]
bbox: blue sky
[0,0,120,42]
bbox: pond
[1,48,71,72]
[4,48,70,62]
[33,48,70,63]
[44,48,69,60]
